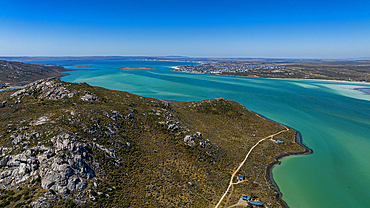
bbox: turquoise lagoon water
[25,60,370,207]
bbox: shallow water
[23,59,370,207]
[0,86,22,92]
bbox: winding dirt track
[215,126,289,208]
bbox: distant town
[173,61,305,78]
[172,60,370,82]
[174,61,285,73]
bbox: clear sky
[1,0,369,59]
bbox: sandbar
[120,67,156,69]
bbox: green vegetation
[0,187,37,208]
[0,79,307,207]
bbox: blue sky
[0,0,369,59]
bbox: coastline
[224,103,313,208]
[265,131,313,208]
[46,64,313,208]
[6,61,317,207]
[171,69,370,84]
[3,60,369,207]
[9,61,314,207]
[57,64,312,207]
[58,66,97,77]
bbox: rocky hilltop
[0,78,307,207]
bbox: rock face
[0,129,125,208]
[0,153,39,189]
[38,134,96,195]
[0,133,99,195]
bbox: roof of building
[242,195,250,200]
[249,200,263,206]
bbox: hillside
[0,60,66,87]
[0,78,308,207]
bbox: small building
[238,175,245,181]
[242,195,250,201]
[241,194,263,207]
[275,140,284,144]
[249,200,263,206]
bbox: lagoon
[25,59,370,207]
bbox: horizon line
[1,55,370,61]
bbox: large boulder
[184,135,196,146]
[81,94,98,101]
[184,135,193,143]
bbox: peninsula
[0,60,93,89]
[0,60,309,207]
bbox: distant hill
[0,60,66,86]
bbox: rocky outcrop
[11,78,76,100]
[184,132,205,147]
[30,116,53,126]
[0,132,118,202]
[168,124,179,130]
[81,93,98,101]
[37,134,96,195]
[184,135,195,146]
[0,153,40,189]
[10,131,40,145]
[200,142,205,148]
